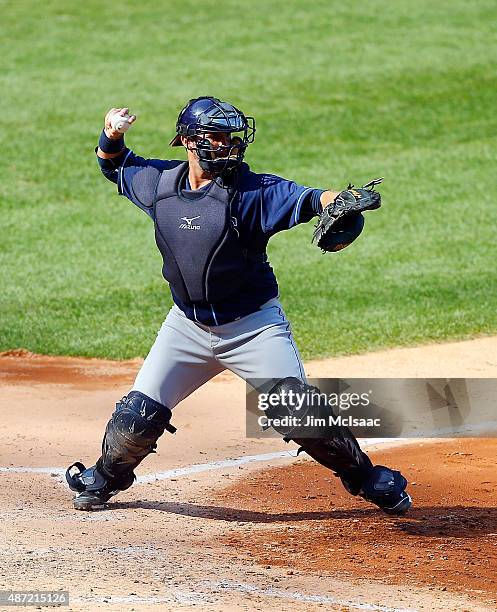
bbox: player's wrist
[104,128,124,140]
[320,190,340,209]
[98,129,125,154]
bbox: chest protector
[153,162,255,304]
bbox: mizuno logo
[179,216,201,230]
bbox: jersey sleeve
[260,174,324,235]
[96,148,182,218]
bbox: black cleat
[73,489,114,511]
[66,462,127,511]
[359,465,412,516]
[371,490,412,516]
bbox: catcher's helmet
[170,96,256,174]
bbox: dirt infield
[215,439,497,602]
[0,336,496,611]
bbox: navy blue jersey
[97,147,324,324]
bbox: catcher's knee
[100,390,176,477]
[265,378,374,493]
[66,391,176,495]
[265,377,329,438]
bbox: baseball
[110,113,131,133]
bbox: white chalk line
[71,578,416,611]
[0,438,411,483]
[208,579,416,611]
[0,466,65,475]
[136,449,299,484]
[0,427,487,483]
[0,451,299,481]
[135,438,416,485]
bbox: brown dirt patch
[0,352,141,389]
[214,438,497,604]
[2,337,497,610]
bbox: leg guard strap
[66,462,134,498]
[66,391,176,498]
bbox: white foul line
[135,438,412,485]
[0,466,65,475]
[71,579,416,611]
[0,438,411,484]
[0,451,299,482]
[205,579,417,612]
[135,450,299,484]
[0,438,415,486]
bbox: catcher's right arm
[312,178,383,252]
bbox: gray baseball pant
[132,298,305,409]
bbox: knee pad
[100,390,176,480]
[266,377,329,438]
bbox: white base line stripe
[0,438,412,483]
[135,438,411,485]
[135,450,298,484]
[206,579,417,612]
[71,579,416,611]
[0,466,65,475]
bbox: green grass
[1,0,496,359]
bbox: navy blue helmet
[170,96,256,175]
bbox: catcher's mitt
[312,177,383,252]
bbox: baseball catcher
[65,97,411,516]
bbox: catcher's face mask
[170,96,256,175]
